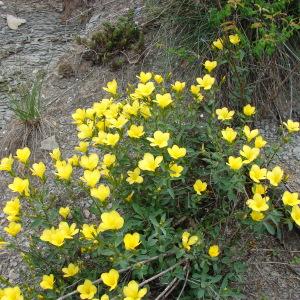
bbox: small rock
[0,1,4,6]
[83,209,90,219]
[40,135,59,151]
[7,14,26,30]
[8,269,19,281]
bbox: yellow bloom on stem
[40,274,54,290]
[58,222,79,239]
[80,153,99,170]
[139,103,152,119]
[249,164,267,183]
[8,177,30,196]
[147,131,170,148]
[182,231,198,251]
[252,184,267,195]
[68,154,80,166]
[239,145,260,164]
[105,133,120,147]
[193,179,207,195]
[169,163,183,178]
[40,227,65,247]
[212,38,223,50]
[62,263,79,278]
[283,119,299,133]
[229,34,240,45]
[81,169,101,188]
[282,191,300,206]
[90,184,110,202]
[100,294,110,300]
[77,279,97,299]
[204,60,217,73]
[196,74,215,90]
[226,156,243,170]
[77,121,94,140]
[101,269,119,291]
[103,79,118,95]
[171,81,186,93]
[102,153,116,168]
[30,162,46,179]
[243,125,259,142]
[246,194,269,212]
[55,163,73,181]
[123,280,147,300]
[215,107,235,121]
[81,224,97,240]
[267,166,283,186]
[208,245,220,257]
[138,153,163,172]
[59,206,70,219]
[291,205,300,226]
[72,108,86,124]
[221,127,237,143]
[154,93,173,108]
[137,72,152,83]
[254,136,267,148]
[98,211,124,232]
[126,168,143,184]
[50,148,61,161]
[167,145,186,159]
[75,142,89,153]
[92,131,107,146]
[190,85,201,96]
[108,115,128,130]
[0,154,14,172]
[135,82,155,97]
[3,198,20,219]
[4,222,22,237]
[15,147,30,164]
[250,211,264,222]
[127,125,145,139]
[243,104,256,116]
[123,232,141,250]
[154,74,163,84]
[2,286,24,300]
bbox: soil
[0,1,299,299]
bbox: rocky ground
[0,0,299,299]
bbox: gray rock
[40,135,59,151]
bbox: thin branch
[155,277,178,300]
[177,264,190,299]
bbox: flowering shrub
[0,37,299,299]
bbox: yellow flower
[171,81,186,93]
[30,162,46,179]
[291,205,300,226]
[40,274,54,290]
[125,191,134,202]
[98,211,124,232]
[190,85,201,96]
[250,211,264,222]
[40,227,65,247]
[77,121,94,140]
[254,136,267,148]
[123,232,141,250]
[62,263,79,278]
[77,279,97,299]
[75,142,89,153]
[105,133,120,147]
[8,177,30,196]
[2,286,24,300]
[59,207,70,219]
[126,168,143,184]
[3,198,20,221]
[108,115,128,130]
[15,147,31,164]
[55,163,73,181]
[101,269,119,291]
[102,153,116,168]
[80,153,99,170]
[147,131,170,148]
[212,38,223,50]
[246,194,269,212]
[100,294,110,300]
[193,179,207,195]
[267,166,283,186]
[239,145,260,164]
[215,107,235,121]
[137,72,152,83]
[123,280,147,300]
[229,34,240,45]
[154,93,173,108]
[103,79,118,95]
[81,169,101,187]
[4,222,22,237]
[90,184,110,202]
[182,231,198,251]
[127,125,145,139]
[139,103,152,118]
[72,108,86,124]
[243,104,256,116]
[138,153,163,172]
[196,74,215,90]
[243,125,259,142]
[81,224,97,240]
[249,164,267,183]
[221,127,237,143]
[283,119,299,133]
[135,82,155,97]
[58,222,79,239]
[252,184,267,195]
[203,60,217,73]
[167,145,186,159]
[226,156,243,170]
[282,191,300,206]
[50,148,61,161]
[208,245,220,257]
[0,154,14,172]
[169,163,183,178]
[154,74,163,84]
